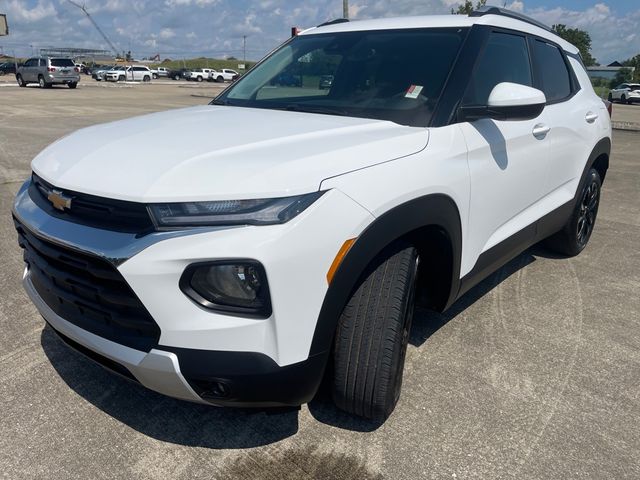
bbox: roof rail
[470,6,552,33]
[317,18,349,28]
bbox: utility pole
[343,0,349,19]
[243,35,246,63]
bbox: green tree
[451,0,487,15]
[609,67,632,89]
[552,24,597,66]
[621,54,640,82]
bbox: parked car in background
[209,69,238,83]
[91,65,115,81]
[16,57,80,88]
[150,66,169,79]
[187,68,215,82]
[0,62,18,76]
[105,65,152,82]
[270,72,303,87]
[608,83,640,104]
[168,68,191,80]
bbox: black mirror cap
[458,102,545,122]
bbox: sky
[0,1,639,64]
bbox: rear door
[458,30,550,264]
[530,38,603,207]
[22,58,37,82]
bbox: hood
[32,105,429,203]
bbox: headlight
[180,260,271,317]
[148,191,325,228]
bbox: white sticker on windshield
[405,85,423,99]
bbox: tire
[621,95,626,104]
[152,73,158,79]
[16,75,25,87]
[68,82,77,89]
[38,75,47,88]
[332,242,419,421]
[143,75,150,82]
[174,74,180,80]
[545,168,602,256]
[607,93,612,102]
[118,75,125,82]
[217,76,224,83]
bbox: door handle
[532,124,550,139]
[585,112,598,123]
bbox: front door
[458,30,550,276]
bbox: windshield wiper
[282,104,348,117]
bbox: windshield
[216,28,468,127]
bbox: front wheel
[118,75,125,82]
[332,242,418,421]
[545,168,601,256]
[607,92,613,102]
[152,73,158,79]
[38,76,47,88]
[173,74,180,80]
[197,76,203,82]
[143,75,150,82]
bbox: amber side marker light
[327,238,356,284]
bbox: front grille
[29,174,154,234]
[15,218,160,352]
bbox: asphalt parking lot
[1,81,639,479]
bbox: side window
[464,32,532,106]
[532,40,572,103]
[23,59,33,67]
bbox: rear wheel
[197,76,203,82]
[173,74,180,80]
[332,242,418,421]
[607,92,613,102]
[217,75,224,83]
[68,82,77,89]
[545,168,601,256]
[16,74,25,87]
[621,94,626,104]
[152,73,158,79]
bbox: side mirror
[459,82,547,121]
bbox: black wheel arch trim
[309,193,462,357]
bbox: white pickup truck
[150,67,169,79]
[187,68,215,82]
[209,69,238,83]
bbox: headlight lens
[180,261,271,317]
[148,191,324,228]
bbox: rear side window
[532,40,572,103]
[51,59,75,67]
[464,32,532,106]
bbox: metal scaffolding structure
[38,47,114,61]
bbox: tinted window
[532,40,572,102]
[51,58,75,67]
[220,28,467,127]
[464,32,532,106]
[24,59,35,67]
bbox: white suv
[105,65,152,82]
[210,68,238,83]
[608,82,640,104]
[13,7,611,421]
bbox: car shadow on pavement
[40,326,299,449]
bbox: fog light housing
[180,260,271,318]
